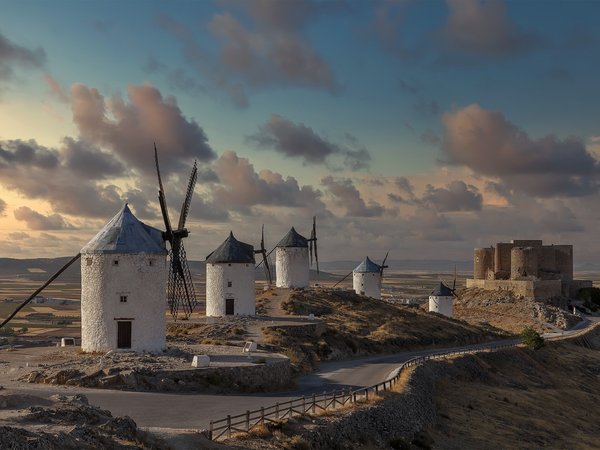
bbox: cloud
[43,73,69,103]
[14,206,72,230]
[441,104,600,197]
[0,139,130,218]
[441,0,540,58]
[422,180,482,212]
[61,137,125,179]
[0,32,45,83]
[409,209,462,241]
[210,150,323,213]
[321,176,384,217]
[370,0,422,61]
[247,114,371,170]
[156,1,339,107]
[71,83,216,175]
[0,198,5,215]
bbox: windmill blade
[256,245,276,268]
[332,270,352,288]
[380,251,389,276]
[452,264,457,291]
[167,239,197,319]
[312,216,319,274]
[154,144,173,236]
[0,254,81,330]
[178,160,198,230]
[260,225,273,284]
[309,239,313,266]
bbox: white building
[80,204,167,353]
[206,232,256,316]
[428,282,454,318]
[275,227,309,288]
[353,257,382,299]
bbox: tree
[521,327,544,350]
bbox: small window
[227,281,232,288]
[86,258,93,266]
[113,260,119,266]
[228,263,232,267]
[149,259,154,266]
[120,295,128,303]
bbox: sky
[1,0,600,265]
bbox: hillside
[263,288,503,373]
[453,287,582,334]
[424,328,600,449]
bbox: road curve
[6,319,597,430]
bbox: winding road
[6,316,596,432]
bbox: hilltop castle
[466,239,591,300]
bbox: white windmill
[274,218,319,288]
[80,204,167,352]
[205,232,256,317]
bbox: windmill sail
[154,145,198,319]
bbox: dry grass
[425,331,600,449]
[269,288,501,373]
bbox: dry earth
[425,329,600,449]
[453,287,582,334]
[265,288,502,373]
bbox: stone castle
[466,239,591,300]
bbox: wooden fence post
[246,410,250,431]
[276,402,279,419]
[261,406,265,425]
[209,421,213,440]
[302,396,306,414]
[312,393,316,414]
[227,415,231,439]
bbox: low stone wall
[25,359,292,393]
[466,279,562,300]
[304,362,439,448]
[263,322,326,338]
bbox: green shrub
[521,327,544,350]
[579,287,600,311]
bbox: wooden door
[117,321,132,349]
[225,298,234,315]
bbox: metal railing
[208,341,517,441]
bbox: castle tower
[428,282,454,318]
[205,232,256,317]
[80,204,167,353]
[275,227,309,288]
[352,257,382,299]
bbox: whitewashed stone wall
[428,295,453,318]
[276,247,309,288]
[80,253,167,353]
[206,263,255,316]
[353,272,382,299]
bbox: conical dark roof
[276,227,308,248]
[81,204,166,254]
[431,282,454,297]
[353,256,381,273]
[206,232,255,264]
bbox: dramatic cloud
[441,104,600,197]
[156,1,339,107]
[247,114,370,170]
[442,0,540,58]
[14,206,72,230]
[0,198,6,216]
[0,32,45,83]
[321,176,384,217]
[0,139,134,218]
[211,150,323,212]
[422,181,482,212]
[71,83,216,174]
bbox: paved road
[5,319,597,430]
